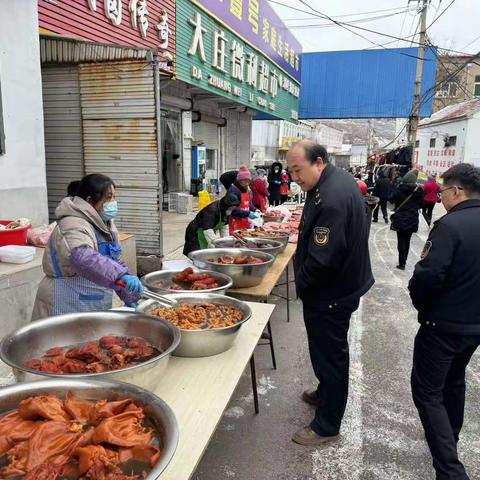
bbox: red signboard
[38,0,175,60]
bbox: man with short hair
[287,140,374,446]
[409,163,480,480]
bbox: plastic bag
[27,223,56,247]
[265,205,292,223]
[249,216,264,229]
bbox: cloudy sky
[270,0,480,55]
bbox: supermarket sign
[176,0,300,121]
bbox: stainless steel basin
[0,311,180,391]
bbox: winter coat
[409,199,480,335]
[389,184,424,233]
[251,177,269,212]
[31,197,136,320]
[423,179,441,204]
[268,162,283,202]
[294,163,374,304]
[372,177,392,202]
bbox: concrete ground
[192,208,480,480]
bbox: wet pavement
[193,210,480,480]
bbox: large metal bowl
[0,379,178,479]
[142,268,233,295]
[138,293,252,357]
[211,237,284,258]
[188,248,275,288]
[235,229,290,253]
[0,311,181,390]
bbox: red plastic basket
[0,221,32,247]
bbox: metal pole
[409,0,429,154]
[153,51,164,258]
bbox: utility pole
[409,0,429,157]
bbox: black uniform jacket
[409,199,480,335]
[389,184,424,233]
[294,164,374,305]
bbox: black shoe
[396,265,406,270]
[302,389,319,406]
[372,219,378,223]
[384,218,389,224]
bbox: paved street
[193,213,480,480]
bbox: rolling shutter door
[42,65,84,221]
[79,61,160,254]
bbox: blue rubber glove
[127,302,139,309]
[249,212,259,219]
[119,275,144,295]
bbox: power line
[425,0,456,29]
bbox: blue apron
[49,229,122,315]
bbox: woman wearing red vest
[227,165,258,235]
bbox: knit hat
[401,169,419,186]
[237,165,252,182]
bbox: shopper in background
[227,165,258,234]
[372,170,392,224]
[251,168,270,213]
[389,170,424,270]
[31,174,143,320]
[268,162,283,206]
[280,169,291,203]
[422,175,441,226]
[409,163,480,480]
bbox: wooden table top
[227,243,296,301]
[153,301,276,480]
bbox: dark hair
[67,181,80,197]
[443,163,480,196]
[301,142,329,165]
[76,174,115,204]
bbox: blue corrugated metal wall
[298,47,437,119]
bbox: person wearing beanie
[389,169,424,270]
[251,168,270,213]
[280,169,291,203]
[227,165,258,234]
[268,162,283,206]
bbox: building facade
[434,55,480,113]
[416,98,480,177]
[0,0,48,226]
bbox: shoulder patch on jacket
[314,227,330,246]
[421,240,432,259]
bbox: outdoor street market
[1,1,480,480]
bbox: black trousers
[423,201,436,226]
[373,199,388,222]
[302,297,359,436]
[411,326,480,480]
[396,230,413,267]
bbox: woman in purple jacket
[31,174,143,320]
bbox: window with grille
[475,75,480,97]
[415,140,420,148]
[430,138,436,148]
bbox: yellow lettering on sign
[270,26,277,50]
[295,54,300,71]
[248,0,259,34]
[262,18,270,43]
[290,48,295,68]
[230,0,242,20]
[284,42,289,62]
[277,34,283,56]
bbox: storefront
[174,0,301,191]
[38,0,175,255]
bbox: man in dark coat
[288,140,374,446]
[389,170,424,270]
[372,169,391,223]
[408,163,480,480]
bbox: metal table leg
[250,355,259,414]
[267,320,277,370]
[286,262,290,323]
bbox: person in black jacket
[288,140,374,447]
[372,170,391,223]
[183,194,240,256]
[408,164,480,480]
[268,162,283,206]
[389,170,424,270]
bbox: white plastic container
[0,245,36,264]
